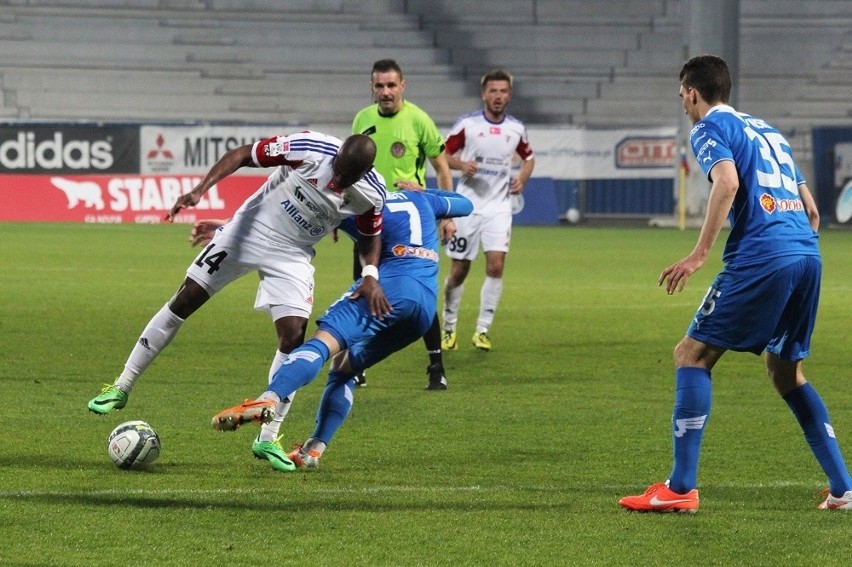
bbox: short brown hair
[481,68,513,90]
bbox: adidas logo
[138,338,150,350]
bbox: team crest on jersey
[760,193,776,214]
[391,244,439,261]
[390,141,406,158]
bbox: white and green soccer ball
[107,420,161,470]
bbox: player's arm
[510,157,536,195]
[659,159,738,294]
[426,152,457,242]
[166,145,254,222]
[429,152,453,191]
[423,189,474,218]
[798,182,820,231]
[348,209,391,317]
[445,152,478,177]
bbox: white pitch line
[0,485,484,498]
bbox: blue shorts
[687,255,821,360]
[317,275,436,372]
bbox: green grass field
[1,222,849,566]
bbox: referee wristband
[361,264,379,281]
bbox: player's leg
[290,362,356,469]
[251,348,298,471]
[423,315,447,390]
[257,314,308,442]
[443,215,480,353]
[767,256,852,508]
[89,230,252,414]
[772,355,852,508]
[472,214,511,351]
[117,277,209,389]
[213,334,336,433]
[214,281,372,432]
[667,337,723,493]
[473,251,505,351]
[621,266,767,512]
[293,296,430,466]
[618,336,719,513]
[442,259,470,351]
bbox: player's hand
[509,177,525,195]
[394,180,424,191]
[349,276,392,318]
[462,161,478,176]
[189,219,227,247]
[439,218,456,244]
[165,190,203,223]
[658,254,705,295]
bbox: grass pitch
[1,222,849,566]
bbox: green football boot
[88,384,128,414]
[252,436,297,472]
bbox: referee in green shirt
[352,58,454,390]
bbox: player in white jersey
[88,132,389,472]
[441,69,535,351]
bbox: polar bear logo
[50,177,105,210]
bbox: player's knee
[673,339,697,367]
[169,278,209,318]
[277,327,307,353]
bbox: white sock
[115,303,185,393]
[260,351,293,442]
[476,276,503,333]
[443,279,464,331]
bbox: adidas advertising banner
[0,125,139,174]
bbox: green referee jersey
[352,100,445,189]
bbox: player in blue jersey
[210,188,474,470]
[619,55,852,512]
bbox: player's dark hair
[481,68,513,90]
[372,58,403,79]
[679,54,731,104]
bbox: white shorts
[445,212,512,261]
[185,224,315,320]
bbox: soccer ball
[565,207,581,224]
[107,420,161,470]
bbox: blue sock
[311,371,355,445]
[668,367,712,494]
[267,338,330,399]
[783,382,852,496]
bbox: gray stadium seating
[0,0,850,161]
